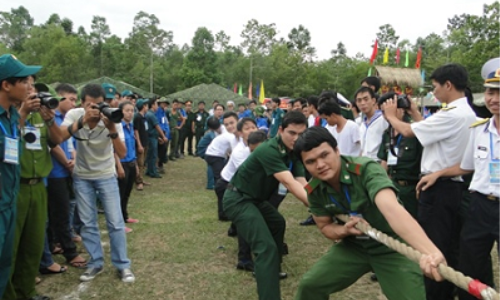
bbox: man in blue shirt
[156,98,170,173]
[0,54,41,299]
[47,83,87,268]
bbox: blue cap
[0,54,41,81]
[102,83,117,99]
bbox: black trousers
[158,141,168,167]
[215,178,229,220]
[195,128,204,150]
[47,177,78,261]
[180,128,194,155]
[118,161,137,221]
[418,179,462,300]
[205,155,226,183]
[458,192,499,300]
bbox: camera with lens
[378,92,411,109]
[97,102,123,123]
[35,92,59,109]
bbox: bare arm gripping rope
[335,214,499,300]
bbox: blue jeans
[39,228,54,269]
[73,175,131,270]
[206,164,214,189]
[147,138,159,176]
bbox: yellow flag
[383,48,389,64]
[259,80,265,103]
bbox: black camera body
[378,92,411,109]
[97,102,123,123]
[36,92,59,109]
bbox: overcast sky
[1,0,490,60]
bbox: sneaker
[80,267,103,282]
[125,227,133,233]
[119,268,135,283]
[126,218,139,223]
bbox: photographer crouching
[377,92,423,219]
[59,84,135,283]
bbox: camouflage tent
[75,76,157,98]
[166,83,252,107]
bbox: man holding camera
[377,92,423,219]
[60,83,135,283]
[382,64,476,300]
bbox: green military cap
[0,54,41,81]
[136,98,149,110]
[254,106,265,116]
[157,97,168,103]
[121,90,133,97]
[101,83,117,99]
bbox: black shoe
[236,260,254,272]
[282,242,289,255]
[252,272,287,280]
[188,153,194,156]
[218,216,230,222]
[300,215,316,226]
[227,226,237,237]
[370,273,378,282]
[28,296,51,300]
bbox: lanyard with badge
[0,121,19,164]
[278,161,293,196]
[329,185,369,240]
[489,132,500,189]
[387,135,402,166]
[23,120,42,150]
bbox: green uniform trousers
[169,128,179,159]
[3,182,47,300]
[223,189,285,300]
[0,207,16,299]
[394,182,418,219]
[295,240,425,300]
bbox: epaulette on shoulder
[346,162,362,175]
[470,118,490,128]
[441,106,456,111]
[304,178,321,194]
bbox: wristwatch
[108,132,119,139]
[45,118,55,127]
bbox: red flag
[233,83,237,93]
[396,48,401,65]
[415,47,422,69]
[369,39,378,65]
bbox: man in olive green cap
[293,126,445,300]
[0,54,41,299]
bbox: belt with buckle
[486,194,500,202]
[20,178,42,185]
[226,184,238,192]
[395,180,418,186]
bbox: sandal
[40,264,67,275]
[68,256,87,269]
[51,245,64,255]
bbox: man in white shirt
[383,63,477,300]
[356,86,388,160]
[60,84,135,284]
[415,60,499,300]
[319,100,361,156]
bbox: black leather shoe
[227,226,237,237]
[28,295,51,300]
[300,215,316,226]
[236,260,254,272]
[252,272,287,280]
[370,273,378,282]
[282,242,289,255]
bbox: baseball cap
[102,83,117,99]
[254,106,265,116]
[0,54,41,82]
[136,99,149,110]
[121,90,133,97]
[482,58,500,88]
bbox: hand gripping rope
[335,214,500,300]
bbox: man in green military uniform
[293,126,445,300]
[4,76,64,300]
[0,54,41,299]
[168,99,184,161]
[193,101,209,153]
[223,111,309,300]
[377,92,423,218]
[268,98,284,138]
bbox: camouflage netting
[73,76,158,98]
[166,83,253,107]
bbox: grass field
[37,155,498,300]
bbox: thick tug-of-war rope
[335,214,500,300]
